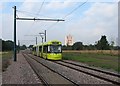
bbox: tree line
[1,39,27,51]
[1,35,119,51]
[62,35,119,50]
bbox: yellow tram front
[42,40,62,60]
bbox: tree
[88,44,95,50]
[20,45,27,50]
[72,42,83,50]
[95,35,110,50]
[62,45,72,50]
[28,45,33,48]
[2,40,14,51]
[110,41,114,50]
[0,39,2,51]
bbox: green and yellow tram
[32,40,62,60]
[32,45,36,55]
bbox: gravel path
[2,53,41,84]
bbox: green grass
[2,51,13,72]
[62,52,119,72]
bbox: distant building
[65,34,73,46]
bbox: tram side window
[43,45,47,53]
[35,47,36,52]
[39,46,42,52]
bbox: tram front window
[48,45,61,53]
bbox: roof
[33,40,62,47]
[43,40,62,45]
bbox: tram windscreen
[48,45,62,53]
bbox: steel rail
[62,60,120,77]
[22,53,49,86]
[26,53,120,85]
[53,61,120,85]
[26,54,79,86]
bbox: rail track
[23,52,120,85]
[62,60,120,77]
[53,60,120,85]
[22,53,49,85]
[22,53,78,85]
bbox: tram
[32,40,62,60]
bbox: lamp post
[39,33,44,43]
[39,30,46,42]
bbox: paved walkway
[2,53,42,85]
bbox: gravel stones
[30,54,112,84]
[2,53,41,84]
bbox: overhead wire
[36,0,45,17]
[16,0,46,32]
[16,0,45,18]
[46,0,88,31]
[16,1,46,45]
[46,21,59,31]
[16,14,19,18]
[62,0,88,19]
[17,10,33,15]
[16,10,53,18]
[60,1,88,29]
[29,0,46,30]
[16,1,88,38]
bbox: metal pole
[18,40,20,53]
[36,37,37,45]
[42,37,43,43]
[14,6,17,61]
[45,30,46,42]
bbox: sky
[0,0,119,46]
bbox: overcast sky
[1,0,119,46]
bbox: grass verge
[62,52,119,73]
[1,51,13,72]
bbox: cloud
[0,3,2,38]
[17,1,78,19]
[2,1,118,46]
[0,3,3,10]
[18,1,40,17]
[0,14,2,38]
[2,14,13,40]
[65,2,118,45]
[45,1,76,10]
